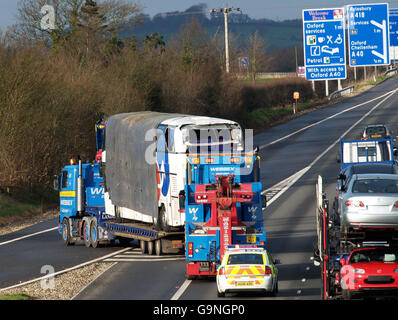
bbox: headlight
[231,128,242,141]
[394,268,398,273]
[354,268,365,274]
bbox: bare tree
[12,0,141,45]
[246,30,270,81]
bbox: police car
[216,245,280,297]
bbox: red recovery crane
[193,174,255,265]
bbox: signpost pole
[325,80,329,97]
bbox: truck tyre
[83,221,91,248]
[140,240,146,254]
[155,239,162,256]
[62,218,74,246]
[159,206,170,232]
[91,219,99,248]
[147,240,154,255]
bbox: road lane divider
[0,247,131,292]
[258,88,398,150]
[171,279,192,300]
[0,226,58,247]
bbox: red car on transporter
[339,246,398,299]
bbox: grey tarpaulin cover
[104,111,182,218]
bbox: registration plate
[236,281,254,286]
[246,235,256,243]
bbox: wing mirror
[273,259,281,265]
[338,173,346,180]
[340,257,347,266]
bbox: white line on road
[258,88,397,150]
[171,279,192,300]
[0,226,58,246]
[0,247,131,292]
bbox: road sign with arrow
[347,3,390,66]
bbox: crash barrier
[328,85,355,100]
[384,67,397,77]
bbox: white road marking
[171,279,192,301]
[104,257,186,262]
[258,88,397,150]
[0,247,131,292]
[71,262,118,300]
[261,88,398,209]
[104,249,185,262]
[0,226,58,246]
[262,166,311,207]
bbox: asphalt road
[1,76,398,300]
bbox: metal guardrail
[384,67,397,77]
[328,85,355,100]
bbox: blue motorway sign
[302,8,346,80]
[390,9,398,61]
[347,3,390,66]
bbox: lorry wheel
[91,219,99,248]
[140,240,146,254]
[83,221,91,248]
[62,218,73,246]
[147,241,154,255]
[155,239,162,256]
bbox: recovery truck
[313,137,398,299]
[55,112,266,263]
[184,153,266,278]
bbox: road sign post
[303,8,347,83]
[293,91,299,114]
[347,3,390,67]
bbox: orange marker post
[293,91,299,114]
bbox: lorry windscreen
[182,124,242,154]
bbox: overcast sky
[1,0,398,31]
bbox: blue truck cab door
[59,166,77,222]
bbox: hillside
[126,4,303,52]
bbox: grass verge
[0,188,57,226]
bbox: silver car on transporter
[339,173,398,233]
